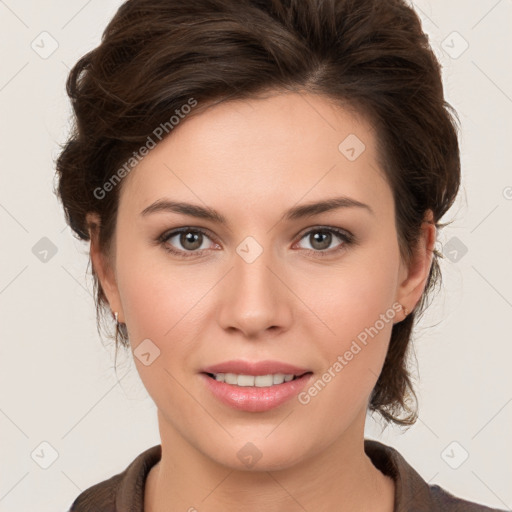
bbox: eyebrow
[140,195,374,224]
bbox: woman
[56,0,506,510]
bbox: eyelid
[294,225,353,242]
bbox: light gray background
[0,1,511,510]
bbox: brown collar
[70,439,502,511]
[364,439,436,511]
[113,439,436,511]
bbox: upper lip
[201,360,311,376]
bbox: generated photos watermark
[93,97,198,200]
[298,301,403,405]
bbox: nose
[216,240,293,339]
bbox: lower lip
[200,373,313,412]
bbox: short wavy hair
[54,0,461,426]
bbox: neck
[145,411,395,512]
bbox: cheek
[114,248,209,404]
[306,240,400,346]
[115,239,206,339]
[296,236,401,399]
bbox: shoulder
[429,484,507,512]
[364,439,507,512]
[68,473,121,512]
[68,445,162,512]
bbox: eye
[157,226,354,259]
[294,227,354,257]
[158,227,218,258]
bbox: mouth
[202,371,312,387]
[199,367,314,412]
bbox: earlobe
[395,210,436,315]
[86,212,124,321]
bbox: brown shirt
[68,439,506,511]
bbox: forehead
[119,91,391,219]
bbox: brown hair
[54,0,460,425]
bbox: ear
[395,209,436,315]
[86,212,125,322]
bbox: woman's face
[92,91,431,471]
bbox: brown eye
[178,230,204,251]
[308,230,333,251]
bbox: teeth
[212,373,297,386]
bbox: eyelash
[157,226,355,259]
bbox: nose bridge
[217,234,291,336]
[233,235,279,307]
[236,241,273,291]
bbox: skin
[88,90,435,512]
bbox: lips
[200,371,314,412]
[201,359,310,377]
